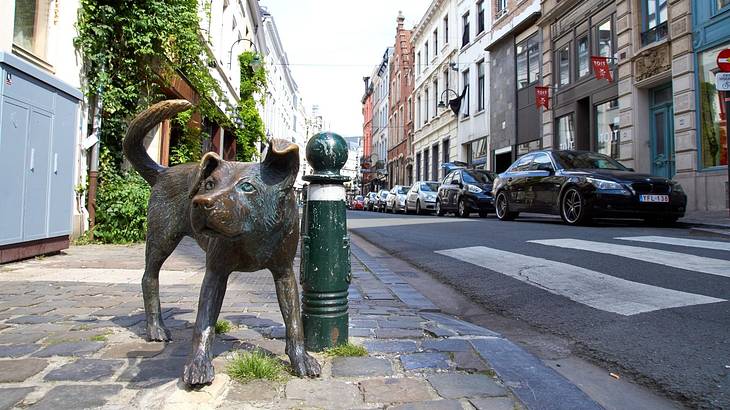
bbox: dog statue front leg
[182,267,229,386]
[273,266,321,377]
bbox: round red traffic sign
[718,49,730,72]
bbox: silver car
[405,181,439,214]
[385,185,410,213]
[375,189,390,212]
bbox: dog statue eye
[238,182,256,193]
[204,180,214,190]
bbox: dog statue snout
[193,196,216,211]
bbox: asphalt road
[347,209,730,409]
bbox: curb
[689,227,730,239]
[350,243,603,410]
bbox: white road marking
[436,246,724,315]
[615,235,730,252]
[529,238,730,278]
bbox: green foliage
[93,148,150,244]
[324,342,368,357]
[215,319,232,334]
[236,52,267,162]
[226,349,287,383]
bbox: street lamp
[438,88,465,116]
[227,37,261,70]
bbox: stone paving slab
[0,358,48,382]
[31,384,124,410]
[0,387,35,409]
[400,352,451,371]
[43,358,124,381]
[359,378,434,404]
[331,356,394,377]
[286,379,362,409]
[32,341,105,357]
[427,373,507,399]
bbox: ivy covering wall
[75,0,266,242]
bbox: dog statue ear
[189,151,222,198]
[262,138,300,189]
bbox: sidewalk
[0,238,600,409]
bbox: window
[432,144,440,180]
[417,52,421,74]
[516,35,540,89]
[642,0,668,46]
[576,35,589,78]
[462,70,470,117]
[495,0,507,19]
[597,20,614,59]
[462,12,470,47]
[407,97,412,122]
[433,79,438,117]
[13,0,50,59]
[556,114,575,150]
[517,140,542,156]
[444,15,449,44]
[433,29,439,54]
[529,153,553,171]
[698,44,729,168]
[443,139,450,164]
[477,61,485,112]
[718,0,730,9]
[416,153,422,180]
[416,96,422,127]
[443,69,450,94]
[595,100,620,158]
[557,44,570,86]
[425,41,429,62]
[477,1,485,34]
[511,154,534,172]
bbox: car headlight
[467,184,483,193]
[424,194,437,201]
[672,182,684,193]
[586,177,627,192]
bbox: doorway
[649,84,675,178]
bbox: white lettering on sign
[716,72,730,91]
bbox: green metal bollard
[300,132,351,351]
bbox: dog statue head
[189,139,299,238]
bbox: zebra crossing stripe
[529,239,730,278]
[615,236,730,252]
[435,246,724,316]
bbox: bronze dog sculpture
[123,100,321,385]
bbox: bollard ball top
[304,132,350,182]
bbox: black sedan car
[437,167,496,217]
[492,150,687,225]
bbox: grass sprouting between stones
[324,342,368,357]
[89,334,108,342]
[215,319,232,334]
[226,349,287,383]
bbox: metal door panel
[0,99,29,245]
[48,94,78,236]
[22,109,52,240]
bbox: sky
[259,0,428,138]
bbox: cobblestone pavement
[0,238,598,409]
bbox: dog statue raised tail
[123,99,320,386]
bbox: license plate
[639,195,669,203]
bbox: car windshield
[420,183,439,192]
[462,170,495,184]
[396,187,409,194]
[355,195,363,200]
[555,151,628,170]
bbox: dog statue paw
[182,353,215,386]
[288,345,321,377]
[145,322,172,342]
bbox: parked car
[375,189,390,212]
[492,149,687,225]
[385,185,410,213]
[437,167,496,218]
[351,195,365,210]
[405,181,440,214]
[364,192,378,211]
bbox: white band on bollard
[308,184,346,201]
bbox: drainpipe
[87,92,102,239]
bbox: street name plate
[716,72,730,91]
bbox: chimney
[397,11,405,29]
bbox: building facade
[371,47,394,191]
[387,12,415,187]
[361,78,375,193]
[412,0,459,184]
[486,0,542,173]
[457,0,492,169]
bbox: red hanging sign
[535,86,550,109]
[591,56,613,82]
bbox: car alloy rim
[459,200,465,215]
[563,189,582,223]
[436,201,441,214]
[497,194,507,218]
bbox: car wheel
[436,200,445,216]
[416,200,422,215]
[495,192,518,221]
[391,203,397,214]
[457,198,470,218]
[479,211,488,218]
[561,188,590,225]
